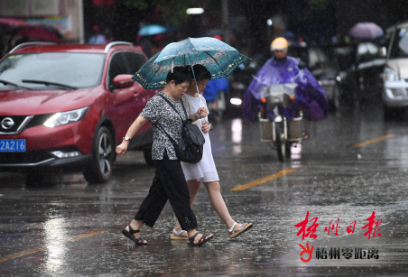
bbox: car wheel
[275,122,287,162]
[83,126,114,183]
[142,144,155,166]
[285,142,291,158]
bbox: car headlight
[336,72,347,82]
[383,67,399,81]
[44,107,89,128]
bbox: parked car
[333,42,386,108]
[382,21,408,119]
[0,42,157,184]
[291,42,386,110]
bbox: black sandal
[122,224,147,245]
[188,232,213,247]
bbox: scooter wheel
[275,123,287,162]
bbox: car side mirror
[377,47,387,58]
[113,74,134,88]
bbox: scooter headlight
[230,98,242,105]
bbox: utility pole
[78,0,85,44]
[221,0,230,44]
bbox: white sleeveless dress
[181,94,219,182]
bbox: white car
[382,21,408,118]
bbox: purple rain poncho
[243,56,328,122]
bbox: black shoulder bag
[156,94,205,164]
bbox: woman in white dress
[171,65,253,240]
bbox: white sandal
[229,222,253,239]
[170,229,188,240]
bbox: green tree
[120,0,152,10]
[309,0,331,10]
[117,0,196,26]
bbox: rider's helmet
[270,37,289,51]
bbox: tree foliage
[309,0,332,10]
[117,0,196,26]
[120,0,154,10]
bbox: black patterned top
[140,91,187,160]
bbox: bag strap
[153,93,188,145]
[158,94,189,122]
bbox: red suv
[0,42,157,184]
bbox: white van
[382,21,408,118]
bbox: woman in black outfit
[116,66,213,246]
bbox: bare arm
[189,107,208,122]
[183,95,208,122]
[189,113,199,121]
[116,115,149,156]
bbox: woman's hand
[116,141,129,156]
[201,121,211,133]
[197,107,208,119]
[116,116,148,156]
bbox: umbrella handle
[191,65,209,123]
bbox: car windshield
[0,53,105,90]
[390,27,408,59]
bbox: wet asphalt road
[2,100,408,276]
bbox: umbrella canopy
[15,25,61,43]
[349,22,384,40]
[137,24,167,36]
[133,37,249,89]
[0,18,29,27]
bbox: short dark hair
[166,66,192,85]
[191,64,211,82]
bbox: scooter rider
[243,37,328,127]
[260,37,290,119]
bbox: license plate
[0,139,26,152]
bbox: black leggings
[135,151,197,230]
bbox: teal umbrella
[133,37,249,89]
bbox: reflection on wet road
[2,101,408,276]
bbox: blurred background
[0,0,407,56]
[2,0,408,116]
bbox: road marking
[352,134,395,148]
[231,168,298,191]
[0,230,106,263]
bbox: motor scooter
[258,66,305,162]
